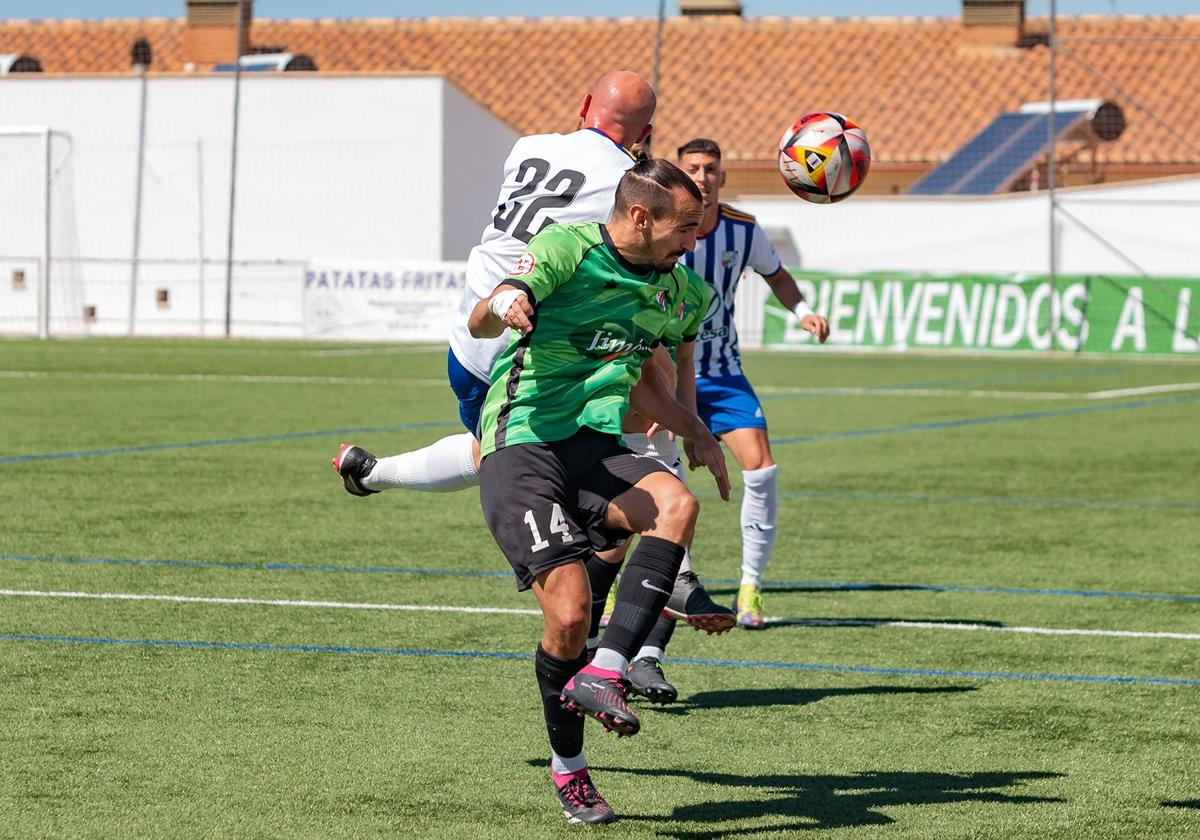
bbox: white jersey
[448,129,638,381]
[681,204,783,378]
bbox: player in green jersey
[468,159,729,825]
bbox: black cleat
[627,657,677,704]
[555,770,617,825]
[560,664,640,737]
[661,570,736,634]
[331,443,378,497]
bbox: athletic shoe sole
[662,606,736,635]
[562,699,639,737]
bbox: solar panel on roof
[908,107,1092,196]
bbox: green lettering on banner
[764,272,1200,356]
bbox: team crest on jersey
[676,300,687,319]
[721,251,737,268]
[655,290,670,311]
[509,252,536,276]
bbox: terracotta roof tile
[1,14,1197,167]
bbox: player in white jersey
[332,72,651,503]
[677,138,830,628]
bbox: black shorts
[479,427,671,591]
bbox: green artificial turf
[1,337,1197,838]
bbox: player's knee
[658,485,699,529]
[554,598,591,638]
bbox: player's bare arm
[764,266,830,343]
[468,282,535,338]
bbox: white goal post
[0,125,73,339]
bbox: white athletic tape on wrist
[792,299,814,320]
[489,288,527,320]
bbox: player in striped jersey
[677,138,830,628]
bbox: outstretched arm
[632,351,730,501]
[763,266,830,343]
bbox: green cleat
[736,583,765,629]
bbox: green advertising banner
[764,272,1200,356]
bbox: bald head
[579,70,656,150]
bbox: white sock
[634,646,664,663]
[740,464,778,586]
[627,431,693,575]
[363,433,479,492]
[551,750,588,775]
[590,648,629,674]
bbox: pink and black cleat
[560,663,640,737]
[553,768,616,825]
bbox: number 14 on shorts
[524,504,576,552]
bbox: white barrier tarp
[302,260,466,342]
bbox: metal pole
[39,127,52,340]
[196,137,206,337]
[648,0,666,157]
[1047,0,1058,350]
[128,66,148,335]
[223,0,245,337]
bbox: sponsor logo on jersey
[676,300,688,319]
[699,325,730,341]
[575,322,655,360]
[721,250,737,269]
[509,252,537,276]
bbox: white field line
[750,383,1200,401]
[0,370,444,387]
[0,589,539,616]
[4,369,1197,400]
[756,386,1080,400]
[4,588,1196,641]
[1084,382,1200,399]
[305,347,442,357]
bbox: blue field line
[771,392,1200,446]
[4,552,1198,603]
[4,392,1193,466]
[1,633,1195,686]
[885,366,1128,390]
[0,421,458,465]
[0,552,512,578]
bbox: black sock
[535,644,587,761]
[643,615,676,654]
[585,553,623,640]
[599,536,685,659]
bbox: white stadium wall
[740,176,1199,278]
[1,72,1193,348]
[0,74,515,337]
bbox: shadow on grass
[600,766,1065,836]
[648,684,977,716]
[756,616,1005,631]
[1163,799,1200,809]
[706,583,937,598]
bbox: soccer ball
[778,112,871,204]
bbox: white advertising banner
[302,260,466,342]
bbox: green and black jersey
[478,222,703,457]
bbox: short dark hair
[676,137,722,160]
[613,158,702,219]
